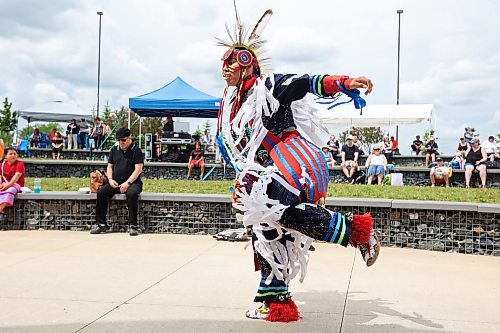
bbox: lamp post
[96,11,103,118]
[396,9,403,141]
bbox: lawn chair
[38,133,49,148]
[17,139,31,157]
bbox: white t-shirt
[369,154,385,166]
[482,140,496,154]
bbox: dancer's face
[222,58,245,86]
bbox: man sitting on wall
[91,127,144,236]
[411,135,423,155]
[341,135,359,183]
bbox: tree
[0,98,18,146]
[100,101,112,124]
[202,120,212,135]
[340,127,384,153]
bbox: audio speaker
[144,133,153,160]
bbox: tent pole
[139,116,142,148]
[128,108,131,129]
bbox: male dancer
[216,5,379,322]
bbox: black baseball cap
[116,127,131,139]
[436,157,443,162]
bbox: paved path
[0,231,498,333]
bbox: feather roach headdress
[216,0,273,75]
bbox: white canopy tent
[17,101,91,123]
[321,104,436,130]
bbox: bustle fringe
[266,299,300,322]
[349,213,373,247]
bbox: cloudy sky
[1,0,499,153]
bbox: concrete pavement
[0,231,498,333]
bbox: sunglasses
[118,138,128,142]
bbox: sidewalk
[0,231,498,333]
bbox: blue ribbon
[317,81,366,115]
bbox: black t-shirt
[413,139,423,147]
[108,144,144,184]
[190,149,204,160]
[341,144,359,161]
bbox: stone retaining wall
[24,160,500,188]
[2,192,499,256]
[23,149,451,167]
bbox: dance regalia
[216,6,379,322]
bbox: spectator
[382,136,392,163]
[90,117,105,150]
[51,132,64,160]
[482,136,498,162]
[78,118,90,149]
[352,135,365,155]
[321,146,334,167]
[201,129,210,152]
[187,141,205,179]
[464,127,474,145]
[430,157,450,187]
[163,115,174,133]
[390,136,399,155]
[91,127,144,236]
[425,137,439,167]
[456,137,468,157]
[0,148,25,222]
[340,135,359,183]
[365,145,387,185]
[66,119,79,150]
[48,128,57,143]
[464,138,487,188]
[411,135,423,155]
[327,134,340,156]
[30,128,41,148]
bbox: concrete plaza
[0,231,498,333]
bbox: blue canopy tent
[129,76,220,118]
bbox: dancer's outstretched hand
[349,76,373,95]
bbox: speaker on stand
[144,133,153,161]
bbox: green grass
[25,178,499,204]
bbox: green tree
[100,101,112,124]
[0,98,18,146]
[340,127,384,153]
[202,120,212,135]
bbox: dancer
[216,4,379,322]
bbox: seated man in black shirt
[411,135,423,155]
[341,135,360,183]
[187,141,205,179]
[91,127,145,236]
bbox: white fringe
[222,74,328,285]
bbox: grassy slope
[25,178,500,204]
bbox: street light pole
[396,9,403,141]
[96,11,103,118]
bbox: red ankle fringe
[349,213,373,247]
[266,299,300,322]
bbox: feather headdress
[216,0,273,72]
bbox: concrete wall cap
[391,199,478,211]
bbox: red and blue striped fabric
[261,131,329,203]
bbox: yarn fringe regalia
[266,299,300,322]
[349,214,373,247]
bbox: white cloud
[0,0,499,154]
